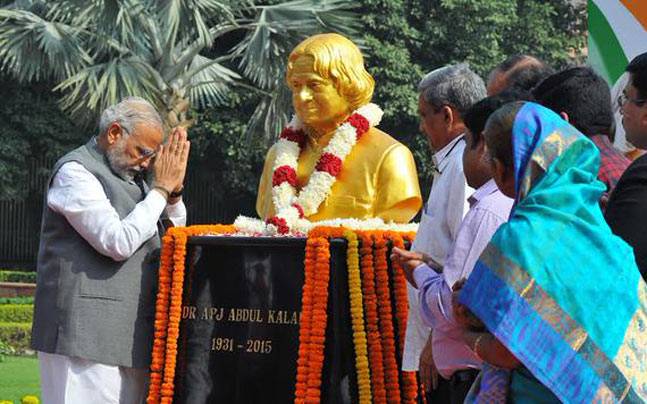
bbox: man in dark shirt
[605,52,647,280]
[533,67,630,197]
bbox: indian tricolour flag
[589,0,647,152]
[589,0,647,84]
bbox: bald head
[487,55,552,95]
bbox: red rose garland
[347,113,370,136]
[280,126,307,148]
[273,165,298,187]
[315,153,343,177]
[264,104,383,235]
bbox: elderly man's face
[106,123,163,181]
[288,55,350,135]
[418,94,449,151]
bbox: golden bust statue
[256,33,422,223]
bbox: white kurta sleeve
[47,162,168,262]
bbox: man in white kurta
[32,97,190,404]
[403,64,484,399]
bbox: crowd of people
[393,53,647,403]
[27,35,647,402]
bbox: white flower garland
[232,216,419,237]
[236,103,384,235]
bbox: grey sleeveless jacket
[31,139,161,368]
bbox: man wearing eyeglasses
[606,52,647,281]
[31,96,190,403]
[395,64,483,403]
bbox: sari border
[462,249,644,402]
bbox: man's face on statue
[288,55,351,134]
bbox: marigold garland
[147,231,175,403]
[294,227,341,403]
[307,236,331,401]
[373,232,402,404]
[149,225,417,404]
[386,231,418,404]
[344,229,372,404]
[294,236,316,403]
[147,225,237,404]
[358,232,387,404]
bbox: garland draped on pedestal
[295,227,418,404]
[147,225,237,404]
[148,225,418,404]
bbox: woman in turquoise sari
[458,101,646,402]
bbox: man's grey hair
[98,96,163,137]
[418,63,486,117]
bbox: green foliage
[0,77,84,200]
[0,297,33,305]
[0,305,33,323]
[0,271,36,284]
[0,322,31,352]
[0,0,586,222]
[179,0,586,208]
[357,0,586,189]
[0,0,360,131]
[188,93,267,217]
[0,340,15,362]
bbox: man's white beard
[106,139,141,181]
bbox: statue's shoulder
[363,127,412,155]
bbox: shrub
[0,339,16,362]
[0,305,33,323]
[0,297,34,305]
[0,271,36,283]
[22,395,40,404]
[0,322,32,352]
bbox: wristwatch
[170,186,184,198]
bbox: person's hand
[152,127,190,197]
[419,333,438,393]
[170,127,189,193]
[390,247,424,287]
[451,278,485,331]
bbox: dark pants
[423,369,479,404]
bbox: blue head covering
[460,102,647,402]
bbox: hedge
[0,305,33,323]
[0,271,36,283]
[0,297,33,305]
[0,322,32,352]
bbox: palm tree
[0,0,358,135]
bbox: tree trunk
[161,86,195,130]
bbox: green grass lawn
[0,356,40,403]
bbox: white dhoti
[38,351,148,404]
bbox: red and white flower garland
[236,104,383,235]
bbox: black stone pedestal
[172,236,355,404]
